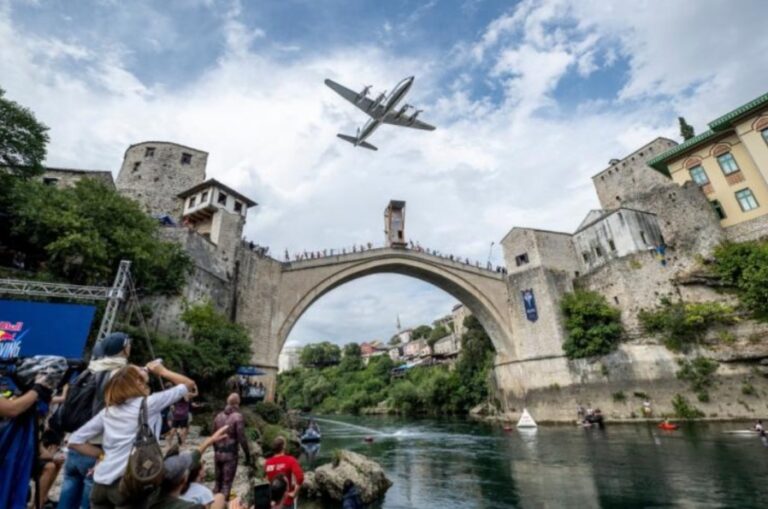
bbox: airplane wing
[324,79,381,117]
[382,111,436,131]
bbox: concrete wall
[116,141,208,219]
[592,137,678,210]
[573,209,664,273]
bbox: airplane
[324,76,436,151]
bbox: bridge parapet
[282,247,505,279]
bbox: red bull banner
[0,300,96,360]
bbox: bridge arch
[275,250,514,358]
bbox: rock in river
[306,450,392,503]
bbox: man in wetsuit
[212,393,251,499]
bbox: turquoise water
[298,416,768,508]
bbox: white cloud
[1,0,766,346]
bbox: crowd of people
[0,332,308,509]
[281,241,508,274]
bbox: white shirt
[180,482,215,506]
[69,384,188,485]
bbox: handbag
[119,397,164,498]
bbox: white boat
[517,408,538,428]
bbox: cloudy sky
[2,0,767,348]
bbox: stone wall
[116,141,207,220]
[724,213,768,242]
[493,342,768,422]
[147,228,233,338]
[505,267,574,361]
[41,168,115,189]
[591,137,678,210]
[501,228,579,275]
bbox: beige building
[649,92,768,233]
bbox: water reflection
[299,417,768,509]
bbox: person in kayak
[755,420,765,436]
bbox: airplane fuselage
[356,76,414,145]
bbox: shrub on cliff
[671,394,704,419]
[561,290,623,359]
[638,298,736,351]
[676,356,718,402]
[712,241,768,321]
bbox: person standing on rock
[212,393,252,499]
[265,436,304,509]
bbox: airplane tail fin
[337,133,378,151]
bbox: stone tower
[116,141,208,220]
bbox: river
[296,415,768,508]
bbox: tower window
[218,192,228,206]
[201,191,208,202]
[582,252,589,263]
[608,239,616,252]
[735,188,759,211]
[132,162,141,173]
[514,253,529,266]
[716,152,739,175]
[689,165,709,185]
[188,196,196,208]
[595,246,603,257]
[640,231,648,244]
[762,128,768,145]
[234,201,243,213]
[145,147,155,157]
[710,200,726,220]
[181,153,192,165]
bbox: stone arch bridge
[234,247,516,375]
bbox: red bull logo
[0,321,24,360]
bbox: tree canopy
[0,86,49,178]
[5,178,192,293]
[300,341,341,368]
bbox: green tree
[180,301,252,390]
[678,117,695,141]
[0,86,49,177]
[340,342,363,371]
[5,178,192,293]
[300,341,341,368]
[427,324,450,347]
[561,290,623,359]
[412,325,432,340]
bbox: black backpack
[50,369,110,433]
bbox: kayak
[723,430,759,435]
[657,422,679,430]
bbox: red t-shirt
[265,454,304,506]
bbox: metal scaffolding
[0,260,132,343]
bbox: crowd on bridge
[0,332,306,509]
[281,241,508,274]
